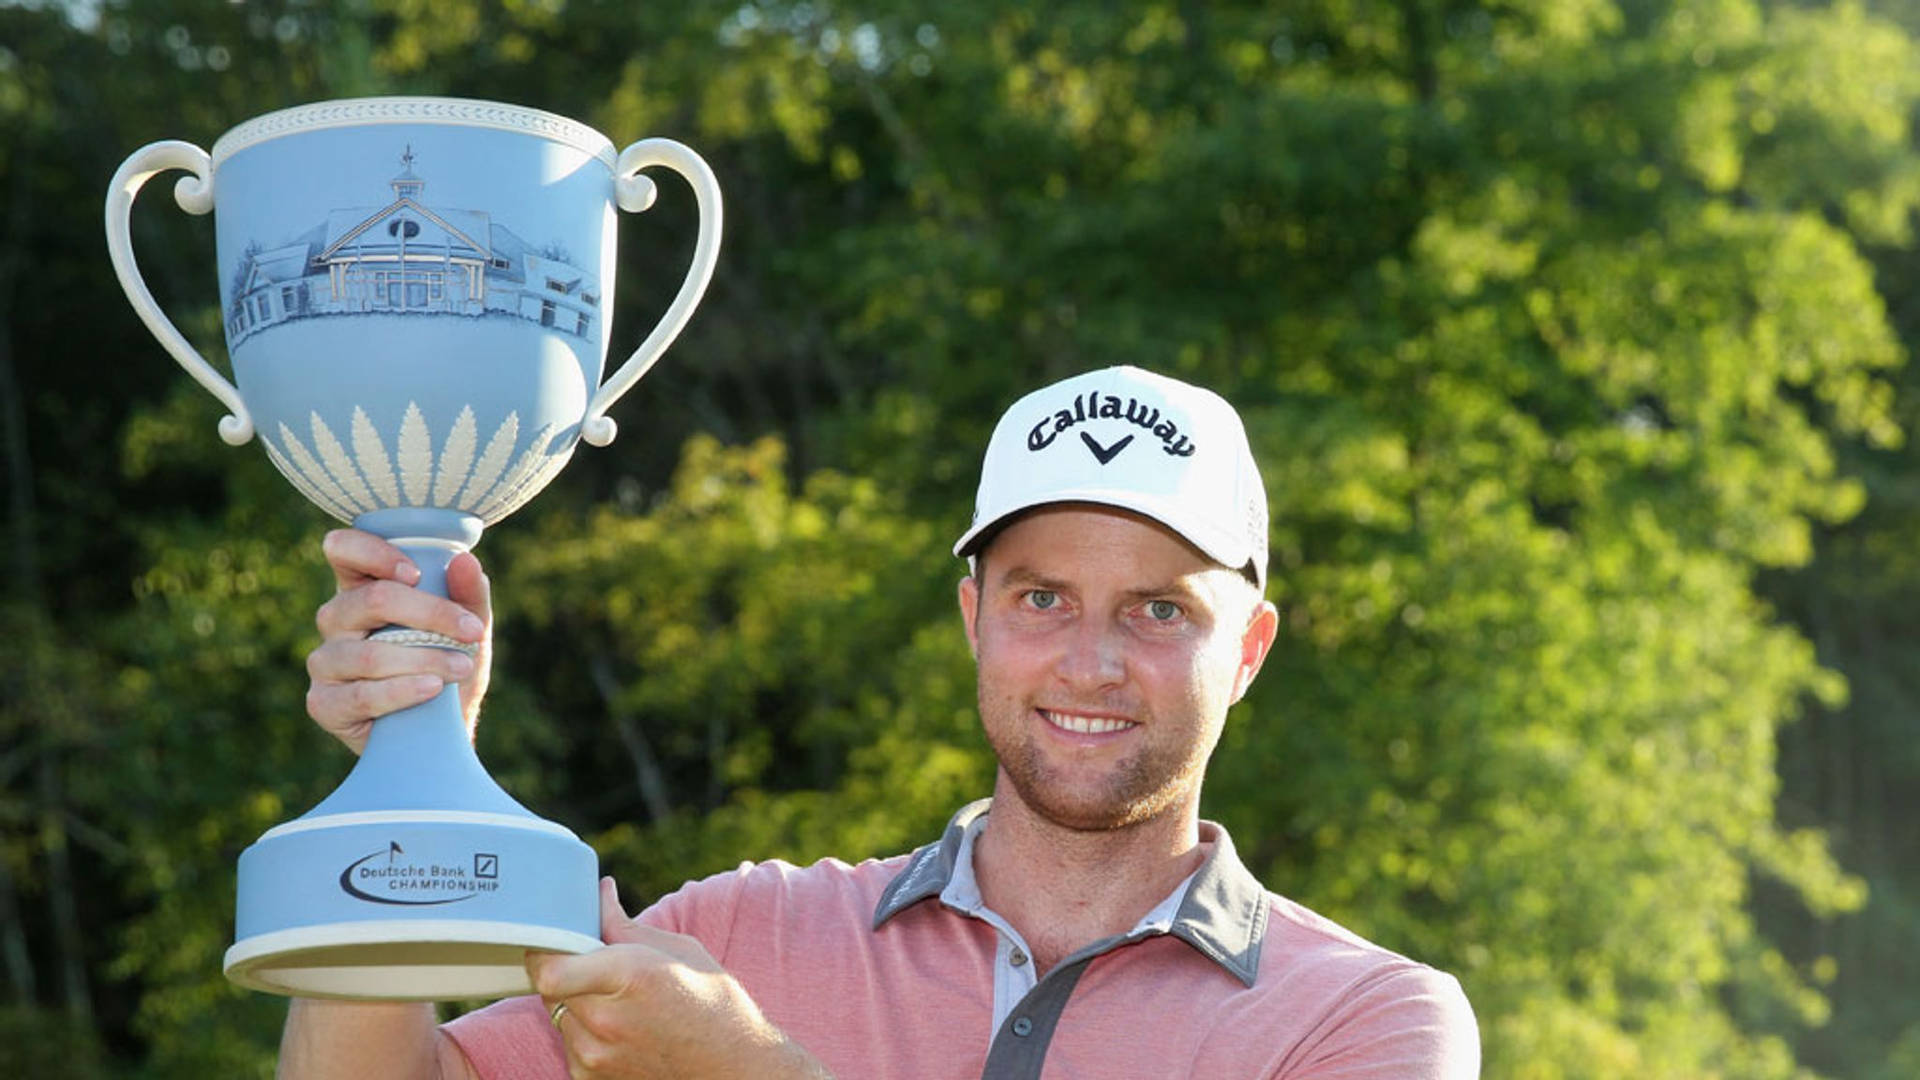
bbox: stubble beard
[984,704,1203,833]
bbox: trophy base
[225,919,601,1000]
[227,803,601,1000]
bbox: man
[286,366,1480,1078]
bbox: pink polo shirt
[445,802,1478,1078]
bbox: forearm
[278,999,463,1080]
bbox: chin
[1018,782,1177,834]
[990,730,1197,831]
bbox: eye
[1026,589,1059,610]
[1146,599,1181,621]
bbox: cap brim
[953,488,1257,584]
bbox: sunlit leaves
[491,435,977,899]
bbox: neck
[972,776,1207,974]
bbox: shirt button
[1009,948,1028,967]
[1012,1017,1033,1037]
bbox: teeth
[1044,711,1135,735]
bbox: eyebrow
[994,566,1211,606]
[994,566,1071,593]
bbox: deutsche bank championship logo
[338,841,503,905]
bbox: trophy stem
[309,519,527,817]
[306,684,532,819]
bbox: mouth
[1039,709,1138,735]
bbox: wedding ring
[549,1000,570,1029]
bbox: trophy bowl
[104,98,722,1000]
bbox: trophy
[104,98,721,1000]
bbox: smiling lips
[1040,709,1138,735]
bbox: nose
[1055,615,1125,691]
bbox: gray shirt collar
[872,799,1268,987]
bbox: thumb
[598,876,643,944]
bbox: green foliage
[493,435,985,902]
[4,0,1919,1076]
[104,387,334,1076]
[0,1005,110,1079]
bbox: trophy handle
[105,140,254,447]
[580,138,724,447]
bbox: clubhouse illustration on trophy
[104,98,722,1000]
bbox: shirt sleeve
[441,994,566,1080]
[632,861,757,960]
[1285,967,1480,1079]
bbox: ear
[1228,600,1279,705]
[957,574,982,661]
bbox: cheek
[1176,632,1251,707]
[974,633,1045,702]
[1129,642,1212,708]
[977,624,1032,667]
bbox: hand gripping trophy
[104,99,721,1000]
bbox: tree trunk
[38,754,92,1027]
[0,829,35,1003]
[589,649,673,824]
[0,122,46,1009]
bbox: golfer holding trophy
[108,95,1477,1080]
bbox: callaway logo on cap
[953,366,1269,589]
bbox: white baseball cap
[953,366,1269,590]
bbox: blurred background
[2,0,1917,1075]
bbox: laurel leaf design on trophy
[278,419,368,517]
[432,406,478,508]
[310,413,378,513]
[265,427,356,522]
[271,424,329,511]
[259,439,320,514]
[397,403,433,506]
[472,449,532,520]
[351,407,400,507]
[474,422,560,521]
[496,428,574,522]
[459,411,519,510]
[495,453,572,522]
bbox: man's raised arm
[278,1000,474,1080]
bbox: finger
[316,579,488,643]
[526,942,660,1003]
[598,877,642,944]
[307,673,447,727]
[322,529,419,590]
[526,948,586,1002]
[308,637,474,685]
[562,1026,609,1080]
[566,1024,624,1080]
[540,999,595,1080]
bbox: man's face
[958,505,1277,833]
